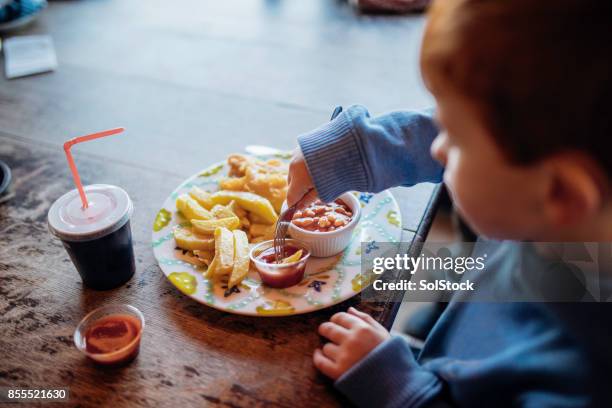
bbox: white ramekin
[284,192,361,257]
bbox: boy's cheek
[442,163,489,232]
[442,161,460,199]
[446,167,526,239]
[443,170,467,217]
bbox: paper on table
[2,35,57,79]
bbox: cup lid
[48,184,133,242]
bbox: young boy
[288,0,612,406]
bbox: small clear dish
[249,239,311,288]
[74,304,144,366]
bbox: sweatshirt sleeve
[297,105,443,202]
[335,336,446,408]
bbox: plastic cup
[0,159,11,197]
[249,239,311,288]
[48,184,135,290]
[74,304,144,366]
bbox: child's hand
[287,149,316,207]
[313,307,391,380]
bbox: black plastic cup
[48,184,135,290]
[61,220,135,290]
[0,159,11,197]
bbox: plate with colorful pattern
[151,153,402,316]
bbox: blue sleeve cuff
[335,336,442,408]
[298,105,442,202]
[298,111,370,202]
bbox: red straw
[63,127,125,209]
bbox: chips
[188,187,215,210]
[174,248,207,267]
[229,230,250,288]
[176,194,212,221]
[214,227,234,275]
[227,200,247,218]
[210,191,278,224]
[281,249,303,264]
[193,250,214,264]
[248,212,269,224]
[192,216,241,235]
[173,226,215,251]
[205,257,219,279]
[249,223,275,241]
[172,154,300,292]
[210,204,236,219]
[222,154,288,212]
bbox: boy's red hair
[421,0,612,178]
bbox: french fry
[249,223,275,238]
[174,249,207,267]
[188,187,215,210]
[174,226,215,251]
[227,200,247,218]
[204,257,218,279]
[219,177,246,191]
[193,250,214,264]
[248,212,269,224]
[176,194,212,220]
[192,216,241,235]
[211,203,236,219]
[239,216,250,229]
[281,249,303,264]
[210,191,278,224]
[214,227,234,275]
[228,230,250,288]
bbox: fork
[273,106,343,262]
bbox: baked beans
[291,199,353,232]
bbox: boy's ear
[543,154,604,226]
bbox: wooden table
[0,1,440,406]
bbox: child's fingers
[318,322,349,344]
[322,342,340,361]
[348,307,379,327]
[313,348,340,380]
[287,185,309,208]
[287,151,315,207]
[330,311,363,329]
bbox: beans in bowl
[291,199,353,232]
